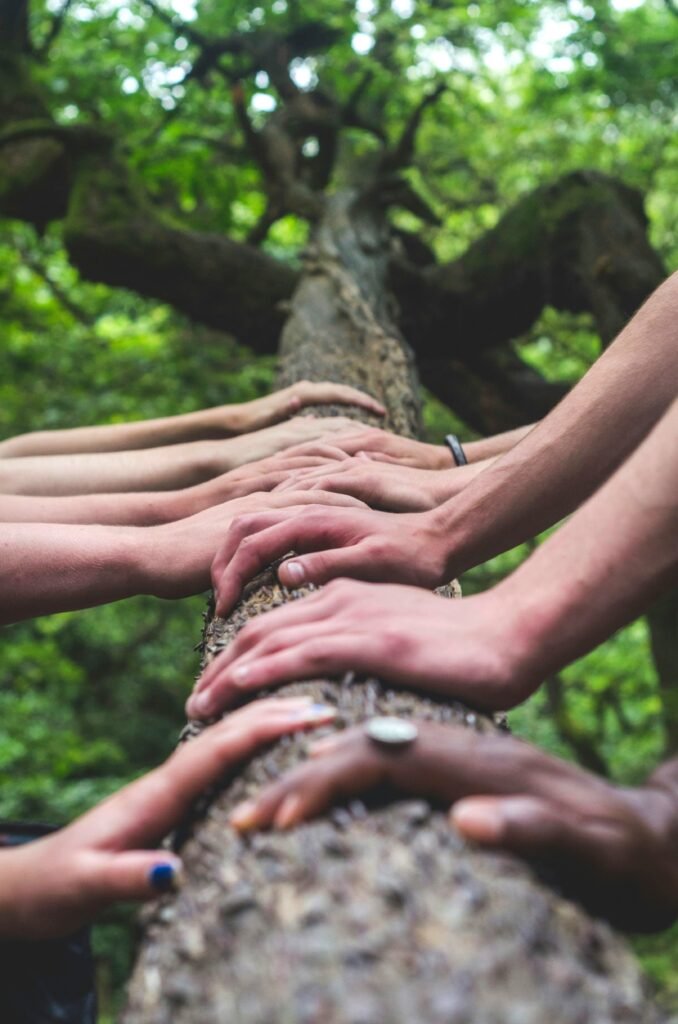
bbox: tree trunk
[122,192,659,1024]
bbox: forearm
[0,489,192,525]
[0,441,223,496]
[429,458,496,504]
[494,398,678,694]
[0,407,236,457]
[437,272,678,573]
[0,523,149,623]
[464,423,534,463]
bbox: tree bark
[122,192,659,1024]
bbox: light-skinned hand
[187,580,526,720]
[210,505,450,617]
[0,697,336,940]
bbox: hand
[232,381,385,433]
[182,444,351,515]
[228,720,678,932]
[140,488,368,600]
[187,581,524,719]
[287,426,449,469]
[274,457,450,511]
[226,415,370,467]
[210,503,451,616]
[0,697,336,940]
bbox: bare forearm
[0,442,219,495]
[496,398,678,693]
[0,418,358,496]
[0,490,186,525]
[438,272,678,574]
[0,407,236,458]
[464,423,534,463]
[0,523,149,623]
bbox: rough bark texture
[122,193,660,1024]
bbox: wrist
[428,443,452,470]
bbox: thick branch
[61,149,297,349]
[396,170,666,360]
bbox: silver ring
[365,716,418,749]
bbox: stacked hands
[3,298,678,947]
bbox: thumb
[450,796,567,854]
[278,546,372,588]
[86,851,184,905]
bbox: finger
[359,452,407,465]
[195,589,334,691]
[212,512,305,614]
[213,506,354,615]
[270,489,366,510]
[451,795,634,876]
[230,738,383,832]
[78,698,337,849]
[189,636,364,719]
[82,849,185,905]
[190,619,342,714]
[297,383,386,416]
[278,443,350,463]
[277,542,380,589]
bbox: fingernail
[451,800,504,842]
[297,703,336,721]
[188,691,213,718]
[233,665,249,685]
[230,800,258,831]
[149,861,182,893]
[283,561,305,585]
[275,794,303,829]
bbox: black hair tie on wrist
[445,433,468,466]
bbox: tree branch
[61,148,297,350]
[396,170,666,362]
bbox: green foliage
[2,0,677,1012]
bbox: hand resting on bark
[0,698,335,940]
[229,720,678,933]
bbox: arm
[0,488,363,625]
[195,396,678,717]
[289,425,529,470]
[436,270,678,576]
[273,456,496,511]
[0,445,349,524]
[0,381,384,457]
[207,271,678,603]
[0,698,335,940]
[228,722,678,933]
[0,415,356,496]
[463,422,534,463]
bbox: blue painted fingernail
[150,862,177,893]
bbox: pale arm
[0,415,356,496]
[0,489,363,624]
[195,398,678,717]
[463,423,534,462]
[0,445,349,524]
[437,270,678,577]
[0,381,384,457]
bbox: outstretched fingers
[78,697,337,851]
